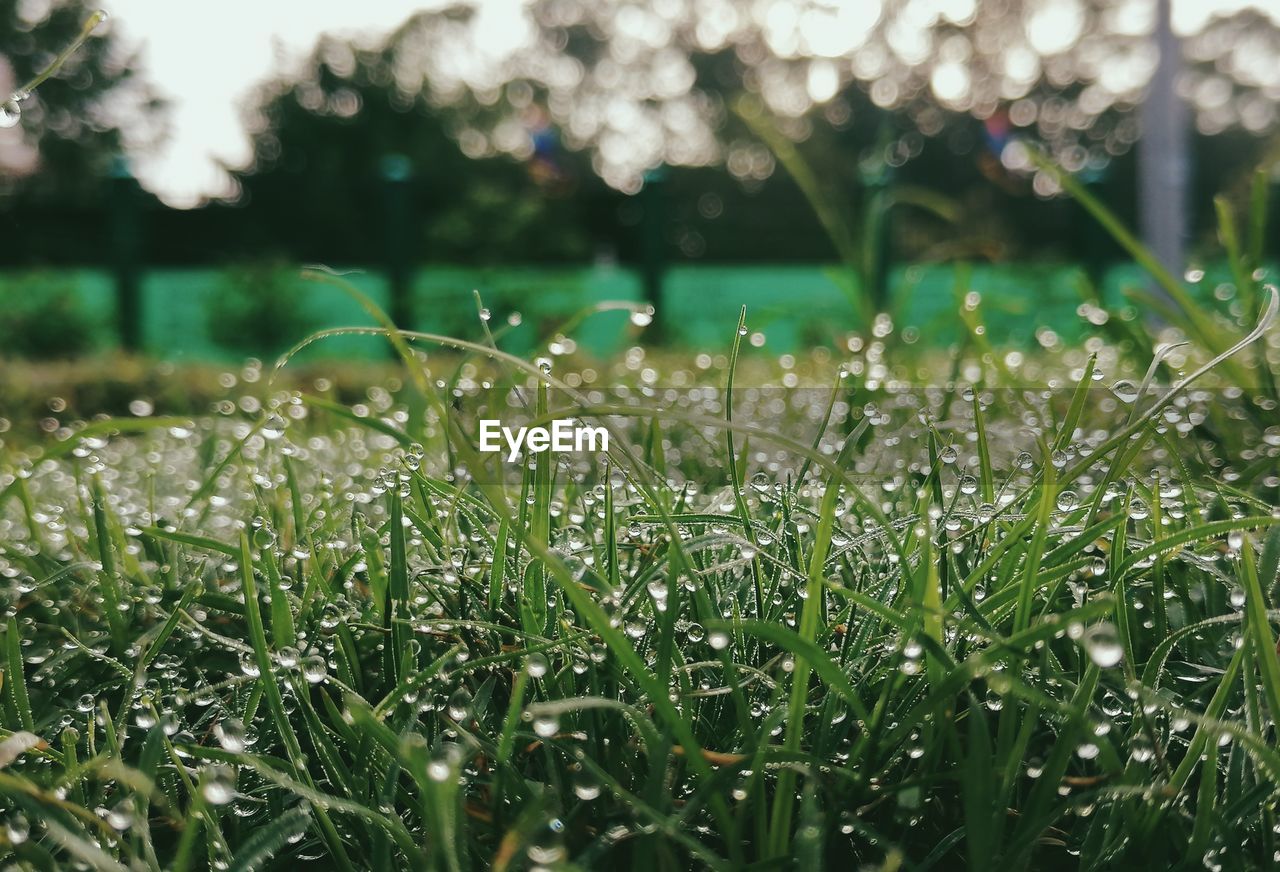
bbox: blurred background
[1,0,1278,360]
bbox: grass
[0,273,1277,870]
[2,175,1280,868]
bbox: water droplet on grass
[202,765,236,805]
[525,653,549,678]
[214,718,247,753]
[262,414,287,440]
[302,655,328,684]
[0,99,20,128]
[252,525,275,549]
[428,756,452,782]
[106,801,134,831]
[5,813,30,844]
[1111,380,1139,403]
[447,688,472,721]
[572,768,602,800]
[1130,739,1154,763]
[532,713,559,738]
[1082,623,1123,667]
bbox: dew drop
[214,718,247,753]
[106,800,134,831]
[5,813,30,844]
[1082,623,1123,668]
[428,757,452,782]
[446,688,472,721]
[525,652,549,678]
[532,713,560,738]
[302,655,328,684]
[0,99,20,129]
[262,414,287,440]
[202,765,237,805]
[1111,380,1139,403]
[572,768,602,800]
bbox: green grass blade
[5,618,35,734]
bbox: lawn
[1,272,1279,871]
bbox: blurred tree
[0,1,164,207]
[374,0,1279,195]
[0,274,96,358]
[229,33,616,265]
[205,262,317,356]
[356,0,1277,269]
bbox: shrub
[205,263,316,356]
[0,274,96,359]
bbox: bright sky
[94,0,1280,208]
[101,0,452,206]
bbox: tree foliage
[230,35,612,264]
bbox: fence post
[866,170,892,312]
[861,113,895,314]
[381,154,415,337]
[108,156,142,353]
[640,167,667,338]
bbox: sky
[80,0,1280,207]
[101,0,453,207]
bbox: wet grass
[1,277,1280,871]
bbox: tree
[229,32,615,265]
[225,2,1278,272]
[372,1,1276,190]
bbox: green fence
[0,261,1235,360]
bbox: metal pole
[108,156,142,352]
[381,154,414,335]
[1138,0,1189,278]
